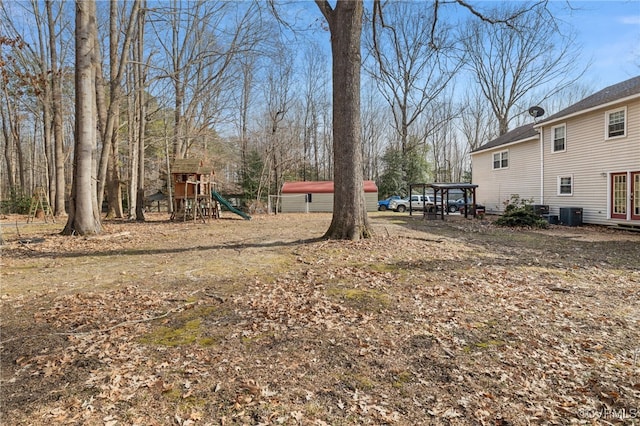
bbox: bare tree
[46,0,67,217]
[149,0,262,160]
[0,36,23,193]
[460,3,584,135]
[1,2,69,207]
[236,56,256,196]
[94,0,140,217]
[360,76,388,182]
[134,2,148,221]
[260,57,291,208]
[459,86,497,152]
[28,0,56,205]
[63,0,101,235]
[0,82,19,191]
[299,42,330,181]
[425,97,458,182]
[366,1,461,157]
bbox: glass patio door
[612,172,640,221]
[632,172,640,221]
[611,173,627,219]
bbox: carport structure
[409,183,479,220]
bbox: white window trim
[551,123,566,153]
[605,106,627,140]
[557,175,574,196]
[492,150,509,170]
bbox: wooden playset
[170,159,219,222]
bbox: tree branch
[314,0,333,23]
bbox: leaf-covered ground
[1,212,639,425]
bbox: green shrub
[495,194,548,228]
[0,189,32,214]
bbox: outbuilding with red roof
[279,181,378,213]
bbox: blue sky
[293,1,640,91]
[561,0,640,88]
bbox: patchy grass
[139,305,223,347]
[1,212,639,425]
[326,287,391,311]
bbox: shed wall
[280,192,378,213]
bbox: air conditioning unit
[532,204,549,216]
[559,207,583,226]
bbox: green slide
[211,190,251,220]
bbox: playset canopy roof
[171,159,215,175]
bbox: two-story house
[471,75,640,226]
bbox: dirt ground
[1,212,639,425]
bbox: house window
[606,107,626,139]
[558,175,573,196]
[552,124,566,152]
[492,150,508,170]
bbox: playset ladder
[28,186,55,223]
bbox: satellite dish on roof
[528,106,545,118]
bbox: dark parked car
[378,195,401,211]
[446,198,468,213]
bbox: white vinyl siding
[365,193,378,212]
[280,194,306,213]
[471,138,541,213]
[543,99,640,225]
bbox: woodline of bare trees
[0,0,590,238]
[460,3,585,136]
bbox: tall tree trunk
[173,85,184,159]
[135,4,147,221]
[37,1,55,210]
[164,118,173,214]
[1,102,16,190]
[96,0,139,214]
[315,0,372,240]
[15,120,25,190]
[106,128,123,218]
[127,67,138,219]
[105,0,124,219]
[46,0,67,216]
[2,78,22,193]
[94,29,109,212]
[239,60,252,192]
[63,0,101,236]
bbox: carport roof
[424,183,478,190]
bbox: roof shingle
[472,123,537,153]
[538,75,640,125]
[472,75,640,153]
